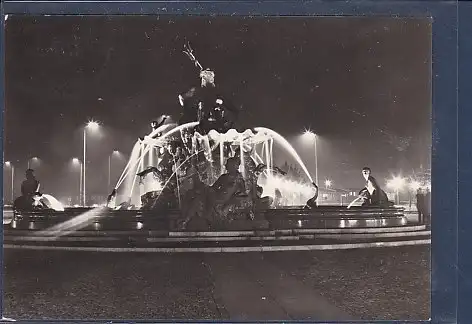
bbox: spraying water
[113,125,319,208]
[259,175,316,206]
[347,196,364,209]
[35,207,108,239]
[116,122,200,206]
[41,194,65,211]
[117,141,142,204]
[254,127,314,184]
[150,141,221,207]
[123,122,199,180]
[115,122,177,188]
[32,194,65,211]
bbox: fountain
[111,126,316,210]
[10,44,408,234]
[10,117,408,233]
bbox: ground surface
[3,246,430,321]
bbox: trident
[183,41,204,72]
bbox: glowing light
[387,176,406,191]
[302,130,317,141]
[409,180,421,191]
[86,120,100,131]
[72,157,80,165]
[349,220,359,227]
[325,179,332,188]
[259,174,317,206]
[4,161,11,167]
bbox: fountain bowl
[9,205,407,232]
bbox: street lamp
[108,150,121,191]
[83,120,101,206]
[387,176,406,205]
[302,130,318,185]
[27,156,40,169]
[72,158,82,206]
[324,179,332,189]
[4,161,14,204]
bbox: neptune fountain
[103,42,322,229]
[109,121,320,228]
[10,43,407,233]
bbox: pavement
[3,246,430,321]
[206,253,353,321]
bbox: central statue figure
[178,42,238,136]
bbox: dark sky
[4,15,432,197]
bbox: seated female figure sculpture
[360,176,392,207]
[179,156,253,229]
[179,161,208,227]
[14,169,41,211]
[205,156,253,222]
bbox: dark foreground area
[3,246,430,321]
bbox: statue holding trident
[178,42,239,137]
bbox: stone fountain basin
[9,206,407,231]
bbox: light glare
[302,130,316,140]
[387,176,406,191]
[86,120,100,131]
[409,180,421,191]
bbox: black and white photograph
[3,15,431,321]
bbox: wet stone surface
[4,251,221,320]
[4,246,430,321]
[263,246,431,320]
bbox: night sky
[4,15,432,198]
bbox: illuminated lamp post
[83,120,100,206]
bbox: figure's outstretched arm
[183,41,203,72]
[156,116,169,128]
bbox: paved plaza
[3,246,430,321]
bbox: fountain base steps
[4,224,430,252]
